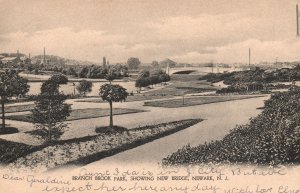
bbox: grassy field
[0,104,33,114]
[144,95,265,108]
[6,108,146,122]
[77,75,217,103]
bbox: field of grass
[144,95,265,108]
[6,108,146,122]
[0,104,33,114]
[77,75,218,103]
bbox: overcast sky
[0,0,300,64]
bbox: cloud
[146,13,287,44]
[215,38,300,63]
[0,9,299,64]
[0,27,126,62]
[169,37,300,64]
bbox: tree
[137,70,150,79]
[79,67,89,78]
[68,67,77,77]
[105,67,117,83]
[149,75,159,87]
[32,77,71,143]
[151,60,159,68]
[127,57,141,69]
[135,77,150,92]
[53,66,59,72]
[34,68,39,75]
[49,74,68,92]
[0,70,30,130]
[49,74,68,85]
[159,73,171,83]
[76,80,93,96]
[99,84,128,128]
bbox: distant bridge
[167,67,244,75]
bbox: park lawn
[0,104,33,114]
[144,95,265,108]
[6,108,146,122]
[76,75,218,103]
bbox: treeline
[216,83,292,94]
[1,62,129,79]
[200,65,300,85]
[135,69,170,91]
[200,66,300,93]
[162,88,300,166]
[68,64,129,79]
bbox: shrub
[162,89,300,166]
[76,80,93,96]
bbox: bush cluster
[200,66,300,85]
[217,83,293,94]
[162,89,300,166]
[0,139,35,163]
[216,83,264,94]
[199,72,234,83]
[135,70,170,91]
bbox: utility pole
[72,83,76,95]
[28,53,31,65]
[211,60,214,73]
[297,4,299,36]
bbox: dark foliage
[135,70,170,90]
[68,119,202,166]
[0,69,29,129]
[99,84,128,127]
[95,126,128,134]
[127,57,141,69]
[0,139,35,164]
[76,80,93,96]
[163,89,300,166]
[32,76,71,142]
[0,127,19,135]
[200,66,300,85]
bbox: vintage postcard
[0,0,299,192]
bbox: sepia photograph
[0,0,299,192]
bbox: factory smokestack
[249,48,251,67]
[297,4,299,36]
[43,47,46,64]
[103,57,106,67]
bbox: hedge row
[162,89,300,166]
